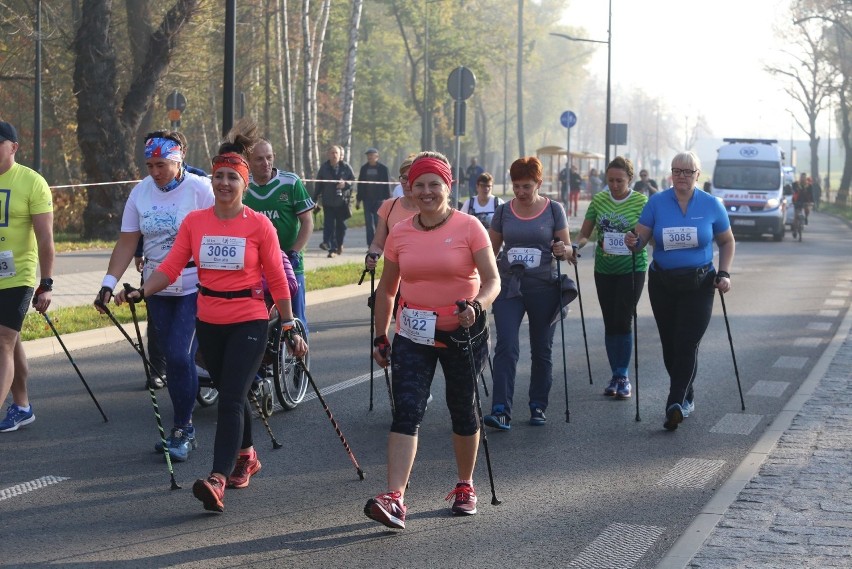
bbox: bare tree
[338,0,364,158]
[274,0,295,170]
[767,18,834,186]
[72,0,200,238]
[300,0,315,176]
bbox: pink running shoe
[192,475,225,513]
[364,491,406,529]
[445,482,478,515]
[228,447,262,489]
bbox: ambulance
[711,138,787,241]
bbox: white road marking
[657,458,726,489]
[0,475,70,501]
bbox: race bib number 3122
[399,308,437,346]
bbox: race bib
[199,236,246,270]
[662,226,698,251]
[602,232,630,255]
[398,307,437,346]
[143,260,183,294]
[507,247,542,268]
[0,250,16,278]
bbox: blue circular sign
[560,110,577,128]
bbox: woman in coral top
[118,123,307,513]
[363,151,500,530]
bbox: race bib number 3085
[199,236,247,270]
[661,226,698,251]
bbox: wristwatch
[39,277,54,290]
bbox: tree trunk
[516,0,524,157]
[73,0,199,238]
[301,0,314,177]
[837,85,851,206]
[338,0,363,158]
[274,0,294,170]
[310,0,330,165]
[125,0,154,169]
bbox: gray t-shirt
[491,198,569,283]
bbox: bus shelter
[536,146,604,199]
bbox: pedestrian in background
[365,153,419,270]
[0,121,55,433]
[460,172,504,229]
[356,148,391,248]
[568,165,582,216]
[484,156,575,430]
[576,156,647,400]
[625,151,735,431]
[246,137,315,334]
[466,157,484,200]
[313,145,355,257]
[633,169,659,196]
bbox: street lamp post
[549,0,612,166]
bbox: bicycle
[791,205,806,242]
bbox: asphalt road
[2,212,849,568]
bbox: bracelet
[281,319,296,330]
[467,299,484,318]
[716,271,731,279]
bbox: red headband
[212,152,249,185]
[408,157,453,188]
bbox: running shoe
[0,404,34,432]
[604,377,619,397]
[228,447,262,489]
[168,426,197,462]
[484,406,511,431]
[193,475,225,512]
[364,491,406,529]
[615,378,632,399]
[319,242,330,251]
[682,398,695,418]
[664,403,684,431]
[529,407,547,426]
[445,483,477,515]
[155,425,196,455]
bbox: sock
[17,404,31,413]
[458,479,473,487]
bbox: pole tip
[170,477,181,490]
[358,470,365,481]
[491,497,502,506]
[273,440,283,449]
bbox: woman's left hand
[715,275,731,293]
[551,240,577,265]
[456,304,476,328]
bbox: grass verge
[821,202,852,223]
[22,303,147,342]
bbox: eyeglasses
[399,175,409,182]
[671,168,697,177]
[212,154,248,168]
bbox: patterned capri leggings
[390,333,488,437]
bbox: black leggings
[390,333,487,437]
[196,319,268,476]
[647,269,716,409]
[594,271,645,335]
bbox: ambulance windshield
[713,160,780,191]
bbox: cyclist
[791,173,814,238]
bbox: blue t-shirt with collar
[638,187,730,270]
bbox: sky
[560,0,820,144]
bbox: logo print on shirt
[444,238,453,244]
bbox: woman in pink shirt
[119,125,307,513]
[363,151,500,530]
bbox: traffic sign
[560,110,577,129]
[166,90,187,112]
[447,67,476,101]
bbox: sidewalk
[660,305,852,568]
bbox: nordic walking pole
[718,287,745,411]
[456,301,501,505]
[41,312,108,422]
[248,391,283,449]
[295,358,365,480]
[556,259,570,423]
[359,262,375,411]
[573,247,593,384]
[96,295,180,490]
[631,253,641,422]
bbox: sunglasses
[212,154,248,168]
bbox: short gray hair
[671,151,701,171]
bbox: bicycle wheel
[273,318,309,410]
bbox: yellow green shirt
[0,163,53,289]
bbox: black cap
[365,147,379,155]
[0,121,18,143]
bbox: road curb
[23,283,366,360]
[655,301,852,568]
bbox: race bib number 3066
[199,236,247,270]
[661,226,698,251]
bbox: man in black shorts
[0,121,55,432]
